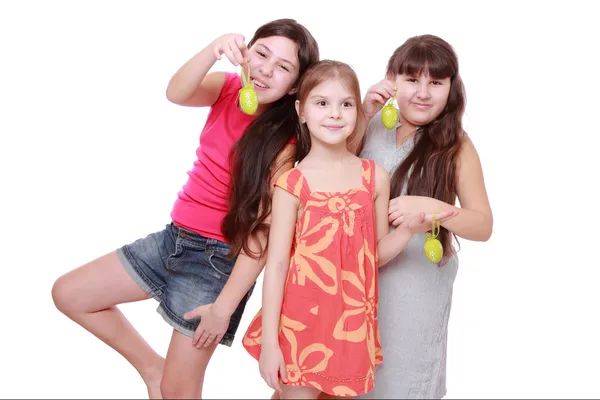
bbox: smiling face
[391,70,451,129]
[296,78,358,147]
[245,35,300,106]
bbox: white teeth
[253,80,268,88]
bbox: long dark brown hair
[387,34,466,265]
[222,19,319,259]
[296,60,366,156]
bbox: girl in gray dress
[356,34,493,399]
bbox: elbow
[478,229,492,242]
[165,76,189,106]
[476,215,493,242]
[165,85,184,105]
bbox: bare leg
[52,251,164,398]
[160,330,218,399]
[280,385,322,399]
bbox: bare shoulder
[373,161,390,197]
[458,132,478,155]
[456,132,484,170]
[373,160,390,180]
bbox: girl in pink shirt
[52,18,319,399]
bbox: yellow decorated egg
[239,86,258,115]
[424,234,443,264]
[381,103,398,130]
[239,63,259,115]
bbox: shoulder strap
[360,159,376,195]
[274,168,304,198]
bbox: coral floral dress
[243,159,383,397]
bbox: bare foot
[142,358,165,399]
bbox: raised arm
[165,33,249,107]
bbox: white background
[1,0,599,398]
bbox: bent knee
[51,274,78,314]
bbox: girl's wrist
[394,225,415,240]
[261,336,280,349]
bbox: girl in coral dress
[242,60,453,399]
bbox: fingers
[192,326,203,346]
[197,330,212,348]
[183,308,200,319]
[219,36,247,66]
[195,328,222,348]
[228,40,246,66]
[271,370,282,393]
[389,211,404,224]
[388,197,401,215]
[378,84,396,99]
[366,92,387,106]
[424,210,458,224]
[438,210,459,222]
[264,370,281,393]
[202,333,221,348]
[222,42,239,66]
[365,87,394,110]
[392,210,459,226]
[415,212,426,224]
[279,361,288,383]
[368,80,396,99]
[381,79,397,95]
[202,334,216,348]
[234,35,250,63]
[214,334,223,346]
[405,213,426,231]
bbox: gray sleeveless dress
[358,110,459,399]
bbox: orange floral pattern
[243,159,382,396]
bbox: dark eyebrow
[308,94,355,102]
[256,44,297,69]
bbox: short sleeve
[215,72,243,104]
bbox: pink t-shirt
[170,72,255,243]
